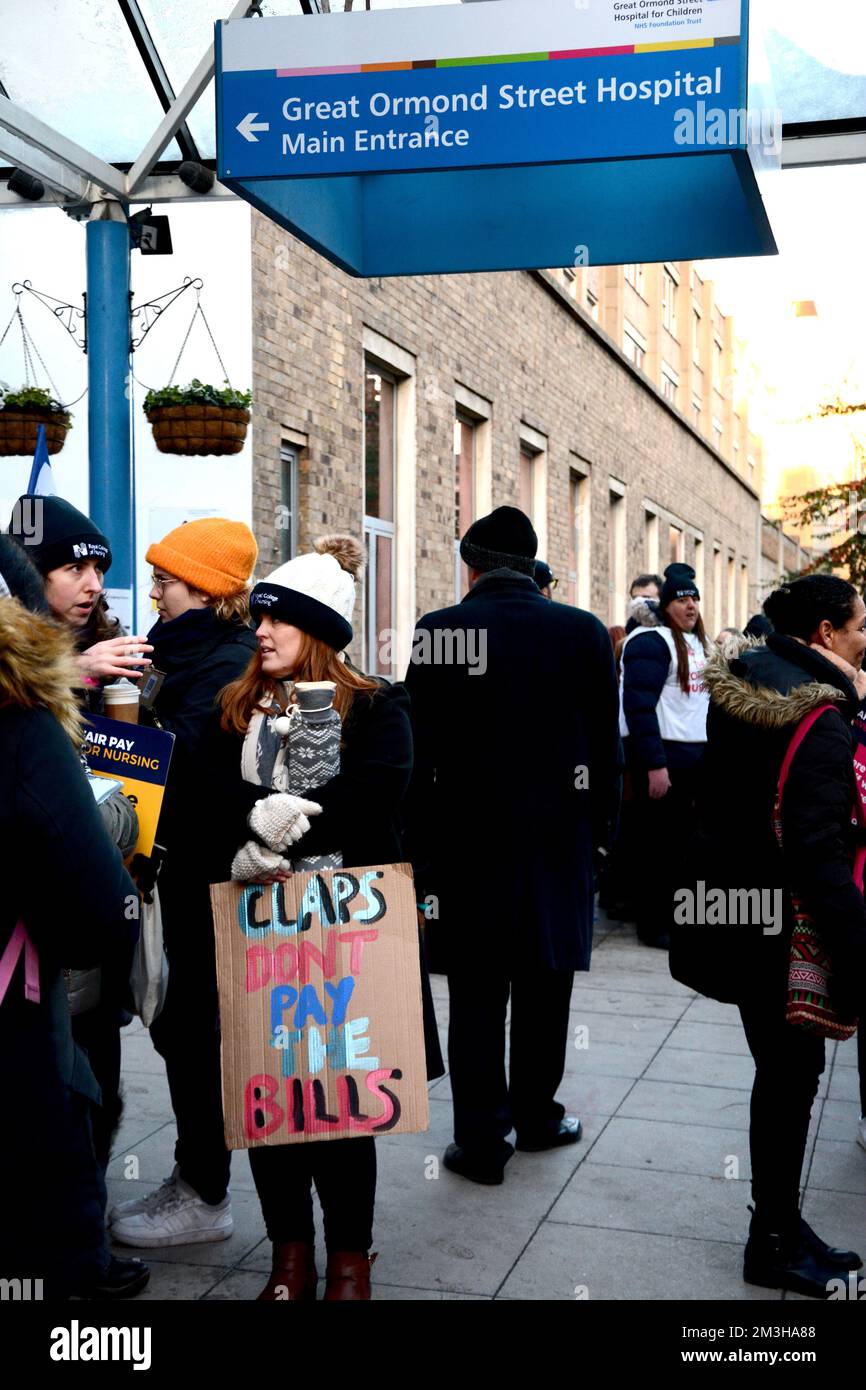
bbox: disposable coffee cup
[103,681,140,724]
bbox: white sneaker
[858,1117,866,1155]
[108,1164,182,1224]
[109,1167,233,1248]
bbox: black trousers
[149,890,231,1206]
[633,760,703,941]
[2,1089,110,1295]
[739,1000,826,1227]
[71,1005,123,1171]
[248,1138,376,1252]
[446,967,575,1158]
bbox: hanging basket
[0,407,71,456]
[145,402,250,457]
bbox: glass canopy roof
[0,0,862,180]
[0,1,463,168]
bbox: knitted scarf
[241,681,341,872]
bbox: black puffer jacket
[670,634,866,1013]
[145,607,258,862]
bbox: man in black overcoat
[404,507,621,1183]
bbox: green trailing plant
[0,385,71,420]
[143,378,252,411]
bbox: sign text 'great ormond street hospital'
[215,0,775,278]
[217,0,744,180]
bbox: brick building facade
[251,211,764,676]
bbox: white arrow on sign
[237,112,270,143]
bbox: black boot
[744,1211,859,1299]
[69,1255,150,1300]
[797,1216,862,1272]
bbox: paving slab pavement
[104,912,866,1301]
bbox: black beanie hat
[8,494,112,576]
[460,506,538,577]
[660,563,699,608]
[534,560,553,591]
[744,612,773,640]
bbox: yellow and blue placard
[83,715,175,858]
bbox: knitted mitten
[288,682,342,873]
[248,792,322,851]
[231,840,293,883]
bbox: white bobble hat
[249,535,364,651]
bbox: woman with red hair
[200,535,441,1301]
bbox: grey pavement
[106,911,866,1301]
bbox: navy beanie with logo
[660,563,699,609]
[8,494,112,576]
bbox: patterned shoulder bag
[773,703,861,1040]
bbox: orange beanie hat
[146,518,257,598]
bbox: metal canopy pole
[86,208,135,633]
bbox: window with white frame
[662,266,678,337]
[692,306,702,366]
[713,337,724,391]
[692,396,701,428]
[609,482,626,626]
[363,364,397,678]
[623,320,647,370]
[569,465,591,608]
[712,417,724,451]
[645,510,660,574]
[454,412,476,600]
[669,524,684,565]
[694,536,705,597]
[519,445,534,517]
[624,263,645,297]
[661,362,679,407]
[727,554,736,626]
[519,425,548,558]
[278,443,300,564]
[740,563,749,627]
[586,289,599,321]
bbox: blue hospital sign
[215,0,777,277]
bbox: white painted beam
[0,130,89,201]
[0,94,127,199]
[0,172,238,209]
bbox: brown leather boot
[322,1250,377,1301]
[256,1242,318,1301]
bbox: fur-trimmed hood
[0,598,84,743]
[627,598,663,630]
[703,636,853,731]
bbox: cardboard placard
[83,714,175,857]
[210,864,429,1149]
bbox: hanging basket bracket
[10,281,87,354]
[130,276,203,352]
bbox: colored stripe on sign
[635,39,716,53]
[551,46,635,59]
[274,36,739,78]
[437,51,549,68]
[276,63,361,76]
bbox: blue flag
[26,424,56,496]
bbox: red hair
[219,632,377,737]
